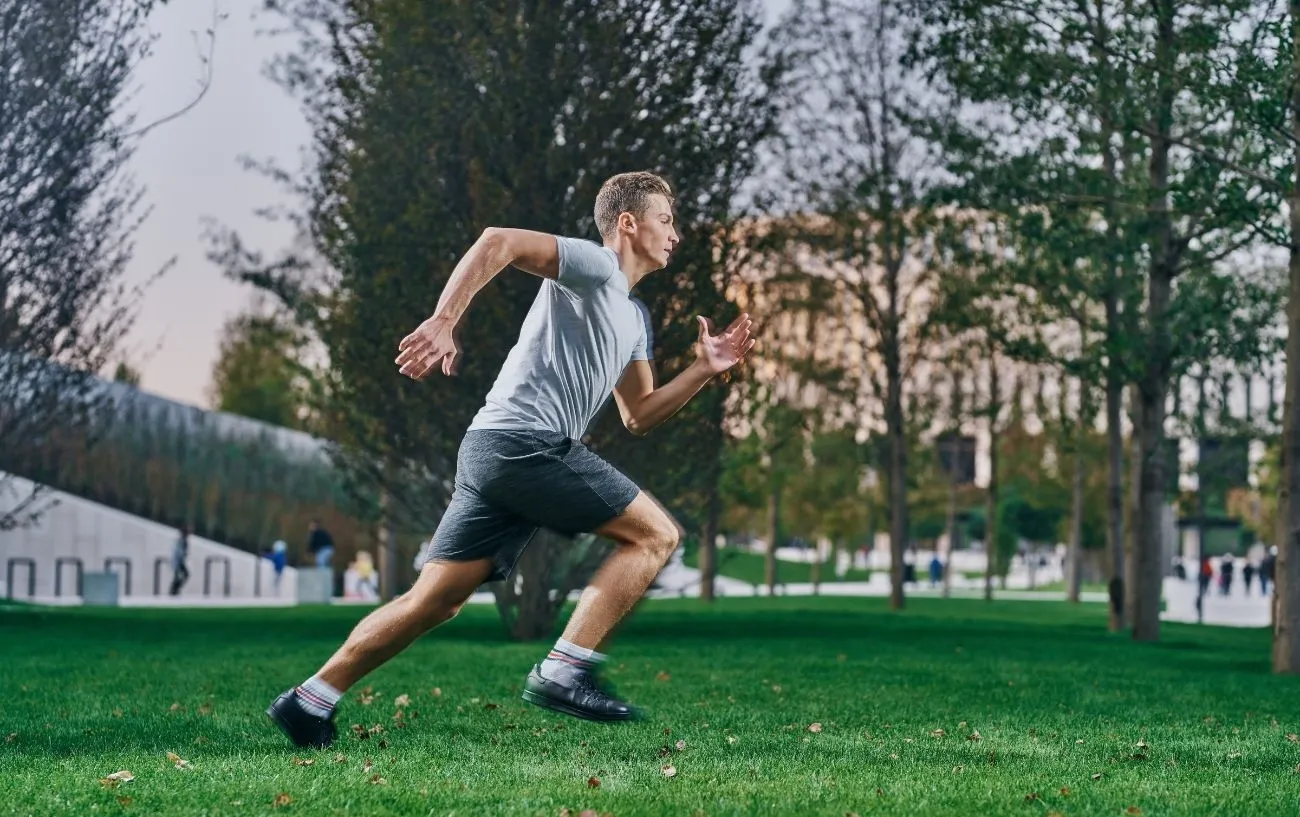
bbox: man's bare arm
[613,359,714,436]
[396,228,558,380]
[431,228,559,323]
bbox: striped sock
[539,638,606,681]
[295,676,342,718]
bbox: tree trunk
[811,540,822,595]
[1125,391,1142,625]
[943,460,957,600]
[984,354,1000,602]
[1275,0,1300,673]
[1130,0,1176,643]
[765,484,780,595]
[377,488,397,602]
[699,488,719,603]
[489,530,612,641]
[887,391,908,611]
[1067,442,1086,603]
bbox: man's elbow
[478,227,514,263]
[624,414,652,437]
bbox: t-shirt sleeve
[556,236,616,295]
[630,297,654,362]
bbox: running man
[267,171,755,748]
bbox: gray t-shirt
[469,236,654,440]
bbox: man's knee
[642,512,681,563]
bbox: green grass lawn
[682,546,872,585]
[2,597,1299,816]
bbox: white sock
[540,638,606,680]
[295,675,342,717]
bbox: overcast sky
[121,0,793,407]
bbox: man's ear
[618,211,637,234]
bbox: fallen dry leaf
[368,724,384,736]
[272,793,292,808]
[394,694,410,708]
[112,709,123,718]
[1048,812,1063,817]
[656,671,671,682]
[772,684,783,694]
[431,687,442,697]
[351,724,369,740]
[1287,734,1299,744]
[333,754,347,764]
[559,810,573,817]
[889,753,899,760]
[675,739,687,751]
[579,811,599,817]
[1025,792,1040,802]
[661,764,677,778]
[1228,752,1242,759]
[1136,739,1149,750]
[369,774,387,785]
[587,776,601,788]
[293,757,314,767]
[105,770,134,783]
[809,723,823,733]
[952,766,963,774]
[166,752,191,770]
[5,733,15,743]
[958,721,967,729]
[930,729,946,738]
[1092,773,1103,781]
[117,796,133,807]
[967,730,981,742]
[1059,786,1071,796]
[1126,808,1142,816]
[1076,739,1085,744]
[168,703,183,713]
[198,703,213,716]
[726,736,739,745]
[362,758,373,774]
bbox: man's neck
[605,243,651,289]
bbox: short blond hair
[594,171,674,242]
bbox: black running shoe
[520,664,640,722]
[266,689,337,749]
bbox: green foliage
[207,310,316,432]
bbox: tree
[207,308,315,431]
[217,0,780,637]
[0,0,217,531]
[769,0,954,610]
[918,0,1283,641]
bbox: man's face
[629,194,680,270]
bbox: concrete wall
[0,473,297,602]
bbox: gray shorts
[419,429,641,582]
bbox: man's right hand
[396,314,461,380]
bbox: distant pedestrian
[269,540,288,594]
[1242,561,1256,595]
[1219,554,1235,597]
[170,525,191,596]
[1261,547,1277,596]
[308,519,335,570]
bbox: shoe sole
[266,703,332,749]
[520,688,637,722]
